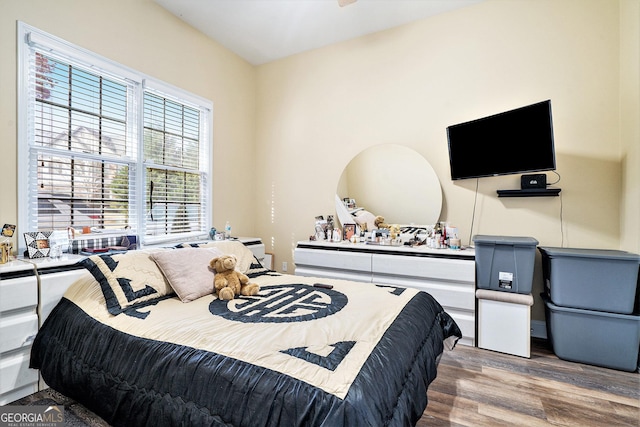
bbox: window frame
[17,22,213,252]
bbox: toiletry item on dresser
[224,221,231,239]
[326,215,335,240]
[0,242,9,264]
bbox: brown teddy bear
[210,254,260,300]
[374,215,389,229]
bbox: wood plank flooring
[419,339,640,426]
[13,339,638,426]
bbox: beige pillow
[150,247,224,302]
[80,249,173,315]
[174,240,255,273]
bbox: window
[18,23,212,250]
[31,53,135,231]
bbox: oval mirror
[336,144,442,227]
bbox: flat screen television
[447,100,556,180]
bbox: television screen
[447,100,556,180]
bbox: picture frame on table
[343,223,356,241]
[2,224,16,238]
[23,231,53,259]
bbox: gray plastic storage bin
[473,235,539,294]
[543,295,640,372]
[539,247,640,314]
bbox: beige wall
[1,0,637,322]
[254,0,636,321]
[620,0,640,254]
[0,0,257,241]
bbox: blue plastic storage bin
[543,295,640,372]
[473,235,538,294]
[539,247,639,314]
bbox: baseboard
[531,320,547,339]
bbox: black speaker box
[521,174,547,189]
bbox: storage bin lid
[538,246,640,262]
[542,293,640,320]
[472,235,539,246]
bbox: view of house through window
[19,23,212,247]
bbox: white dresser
[294,241,476,346]
[0,260,39,405]
[0,255,88,404]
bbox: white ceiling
[154,0,484,65]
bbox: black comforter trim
[385,312,442,426]
[37,333,229,425]
[342,293,461,426]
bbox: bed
[30,241,461,427]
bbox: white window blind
[18,23,212,249]
[143,91,207,237]
[29,52,137,232]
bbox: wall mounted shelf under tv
[497,188,561,198]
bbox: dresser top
[0,258,35,274]
[21,254,85,270]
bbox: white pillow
[150,247,224,302]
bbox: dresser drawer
[39,268,90,324]
[295,266,372,283]
[372,273,476,311]
[372,254,475,283]
[295,248,372,273]
[0,313,38,353]
[0,276,37,312]
[0,349,38,395]
[0,383,40,406]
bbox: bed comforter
[31,260,461,427]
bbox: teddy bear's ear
[210,257,219,269]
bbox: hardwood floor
[419,339,640,426]
[13,339,638,426]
